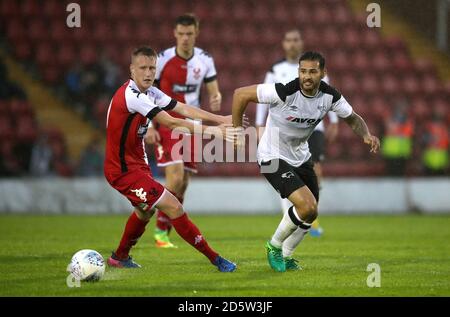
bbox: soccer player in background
[145,14,222,248]
[232,51,380,272]
[104,46,236,272]
[255,29,338,237]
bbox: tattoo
[344,112,369,138]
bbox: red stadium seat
[342,28,361,50]
[272,5,291,23]
[333,4,353,27]
[361,74,380,97]
[42,0,62,17]
[56,44,77,68]
[0,1,20,18]
[13,41,33,61]
[380,74,400,98]
[92,21,111,44]
[79,44,98,65]
[28,18,48,42]
[128,1,149,19]
[35,42,54,67]
[230,2,250,22]
[84,0,105,18]
[372,50,391,73]
[410,98,430,120]
[352,50,371,72]
[41,66,61,84]
[6,18,27,42]
[338,74,359,97]
[422,75,442,97]
[313,6,333,27]
[401,75,421,97]
[321,27,341,51]
[252,6,271,23]
[384,36,407,54]
[414,58,437,77]
[106,2,125,20]
[49,20,69,42]
[21,0,41,17]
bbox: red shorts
[106,168,166,210]
[155,124,200,173]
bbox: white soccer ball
[67,249,105,282]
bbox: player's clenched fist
[364,134,380,153]
[144,127,160,145]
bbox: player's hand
[211,124,240,143]
[144,127,160,145]
[326,123,338,143]
[221,114,249,128]
[364,134,380,153]
[209,93,222,112]
[230,126,246,149]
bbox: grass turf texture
[0,214,449,296]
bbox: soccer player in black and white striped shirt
[255,29,338,238]
[232,51,380,272]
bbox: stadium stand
[0,0,448,177]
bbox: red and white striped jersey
[156,47,217,115]
[104,79,177,180]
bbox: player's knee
[294,199,318,222]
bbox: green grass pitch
[0,214,449,296]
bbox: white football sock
[270,206,309,248]
[282,226,310,258]
[280,197,292,214]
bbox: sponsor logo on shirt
[286,116,322,126]
[173,84,198,93]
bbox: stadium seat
[128,1,149,19]
[360,74,380,97]
[372,50,391,74]
[410,98,429,120]
[21,0,41,17]
[13,41,33,61]
[35,42,55,67]
[28,18,48,43]
[106,2,125,20]
[0,1,20,19]
[43,0,64,18]
[380,74,400,98]
[92,21,111,44]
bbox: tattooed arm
[343,111,380,153]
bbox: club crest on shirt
[193,68,201,80]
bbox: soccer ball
[67,249,105,282]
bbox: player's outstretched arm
[232,85,259,127]
[171,102,229,125]
[153,110,235,141]
[343,111,380,153]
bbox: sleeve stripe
[146,107,162,120]
[274,83,287,102]
[163,99,177,111]
[204,75,217,83]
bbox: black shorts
[260,159,319,202]
[308,130,325,163]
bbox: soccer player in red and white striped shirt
[145,14,222,248]
[104,46,236,272]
